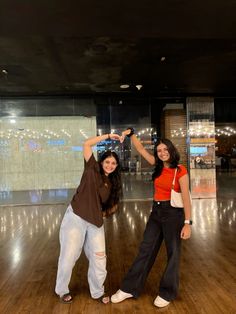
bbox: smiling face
[101,156,118,175]
[156,143,170,164]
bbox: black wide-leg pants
[121,200,184,301]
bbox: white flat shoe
[111,289,133,303]
[154,295,170,307]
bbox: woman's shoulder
[177,164,188,175]
[84,153,99,170]
[178,164,187,169]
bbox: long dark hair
[152,138,180,180]
[99,151,122,217]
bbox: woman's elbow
[83,140,90,147]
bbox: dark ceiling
[1,1,236,97]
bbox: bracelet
[126,127,135,137]
[107,134,110,140]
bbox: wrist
[184,219,193,225]
[126,127,135,137]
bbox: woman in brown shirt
[55,133,123,304]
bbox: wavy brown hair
[99,151,123,217]
[152,138,180,180]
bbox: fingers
[110,134,120,140]
[109,131,130,143]
[120,135,125,143]
[180,228,191,239]
[110,134,124,143]
[121,130,130,137]
[180,225,191,240]
[181,232,191,240]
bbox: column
[186,97,216,198]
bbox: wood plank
[0,199,235,313]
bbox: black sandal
[60,293,73,304]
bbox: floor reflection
[0,172,235,313]
[190,169,216,198]
[1,197,235,269]
[0,189,74,206]
[0,206,63,240]
[191,198,236,233]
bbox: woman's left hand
[120,129,131,142]
[180,224,191,240]
[109,133,124,143]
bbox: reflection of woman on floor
[111,128,192,308]
[55,133,123,304]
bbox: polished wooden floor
[0,196,236,314]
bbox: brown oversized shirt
[71,154,111,227]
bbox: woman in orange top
[111,128,192,308]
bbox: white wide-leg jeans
[55,205,107,298]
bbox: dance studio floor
[0,172,235,313]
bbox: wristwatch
[184,219,193,225]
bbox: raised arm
[83,133,121,162]
[122,128,155,165]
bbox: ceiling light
[136,84,142,90]
[160,57,166,62]
[120,84,129,89]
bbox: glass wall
[2,95,234,204]
[0,96,156,203]
[0,116,96,191]
[214,99,236,172]
[0,96,192,204]
[0,97,98,205]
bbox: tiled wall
[0,116,96,191]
